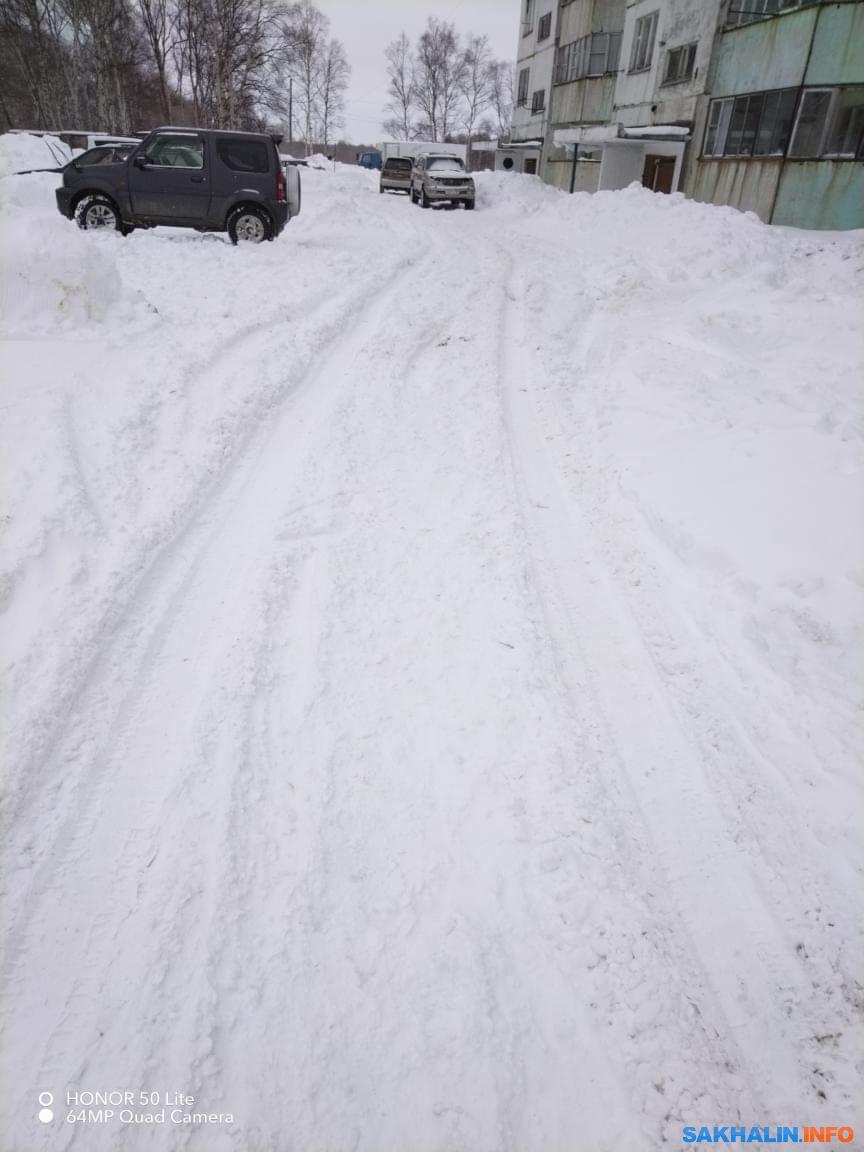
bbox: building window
[725,0,818,31]
[522,0,535,36]
[704,88,798,157]
[663,43,696,85]
[538,12,552,41]
[555,32,622,84]
[531,89,546,113]
[517,68,530,107]
[629,10,659,73]
[824,89,864,158]
[703,85,864,160]
[789,89,833,157]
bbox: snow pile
[0,170,151,335]
[0,130,70,176]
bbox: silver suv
[410,154,475,210]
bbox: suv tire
[420,187,430,209]
[76,194,127,234]
[227,205,273,245]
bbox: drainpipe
[569,143,579,192]
[767,2,821,224]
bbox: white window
[517,68,530,107]
[704,97,733,156]
[823,88,864,157]
[726,0,818,30]
[663,43,696,85]
[556,32,622,84]
[788,89,832,157]
[629,10,659,73]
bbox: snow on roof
[622,125,691,138]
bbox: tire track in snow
[2,245,463,1151]
[2,245,435,943]
[497,255,816,1126]
[1,247,428,851]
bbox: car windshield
[427,157,464,172]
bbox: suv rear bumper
[273,201,289,233]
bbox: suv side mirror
[133,153,149,168]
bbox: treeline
[383,19,512,143]
[0,0,349,143]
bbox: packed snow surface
[1,149,862,1151]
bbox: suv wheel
[76,195,125,233]
[420,186,430,209]
[227,205,272,245]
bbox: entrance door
[641,154,675,194]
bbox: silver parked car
[379,156,413,194]
[410,153,475,210]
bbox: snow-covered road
[2,151,863,1151]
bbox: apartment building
[513,0,863,229]
[686,1,864,229]
[508,0,559,173]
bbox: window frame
[821,87,864,159]
[215,137,270,174]
[555,31,622,85]
[725,0,818,31]
[662,42,697,86]
[143,133,206,170]
[629,10,659,74]
[517,67,530,107]
[538,11,552,41]
[531,89,547,114]
[788,87,834,158]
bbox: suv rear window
[384,158,412,171]
[216,138,270,173]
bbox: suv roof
[149,126,277,140]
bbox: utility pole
[288,78,294,144]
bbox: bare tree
[460,33,493,146]
[283,0,327,148]
[317,35,348,145]
[487,59,513,141]
[135,0,174,121]
[411,18,466,142]
[382,31,413,139]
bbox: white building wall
[614,0,722,128]
[511,0,559,142]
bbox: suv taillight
[276,166,287,204]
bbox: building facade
[515,0,864,228]
[510,0,560,173]
[542,0,625,191]
[686,0,864,229]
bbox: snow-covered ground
[1,133,863,1151]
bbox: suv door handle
[190,176,206,183]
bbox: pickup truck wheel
[227,205,272,245]
[464,199,476,211]
[76,195,124,233]
[420,187,430,209]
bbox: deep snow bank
[0,131,70,177]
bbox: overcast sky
[315,0,522,144]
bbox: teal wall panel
[773,161,864,229]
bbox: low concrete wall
[688,157,782,221]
